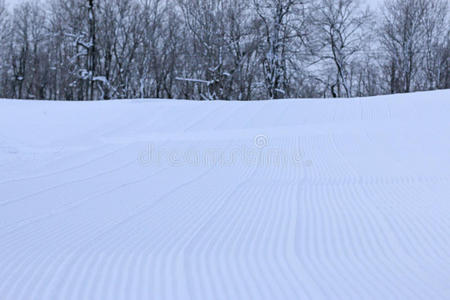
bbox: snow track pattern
[1,91,450,299]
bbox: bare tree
[420,0,448,90]
[0,0,11,96]
[95,0,146,99]
[8,1,48,99]
[0,0,8,46]
[0,0,447,100]
[87,0,96,100]
[310,0,372,98]
[253,0,307,99]
[379,0,448,94]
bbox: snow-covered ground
[1,90,450,300]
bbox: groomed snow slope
[1,90,450,300]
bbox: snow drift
[1,90,450,299]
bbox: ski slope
[1,90,450,300]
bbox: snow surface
[0,90,450,300]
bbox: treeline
[0,0,448,100]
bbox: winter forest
[0,0,448,101]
